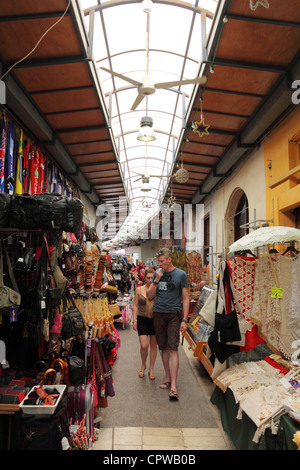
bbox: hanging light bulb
[141,181,151,192]
[142,0,153,13]
[137,116,156,142]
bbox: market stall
[0,111,119,450]
[198,226,300,450]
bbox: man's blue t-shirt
[152,268,188,313]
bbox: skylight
[79,0,218,245]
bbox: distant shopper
[132,268,157,380]
[148,248,189,400]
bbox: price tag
[9,306,18,322]
[270,287,283,299]
[191,315,200,327]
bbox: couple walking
[132,248,190,400]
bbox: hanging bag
[87,341,100,407]
[96,342,115,397]
[213,262,241,344]
[61,290,86,339]
[43,236,62,308]
[0,240,21,310]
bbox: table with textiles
[211,386,300,450]
[210,359,300,450]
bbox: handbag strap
[0,242,4,288]
[43,235,58,289]
[88,341,96,381]
[1,240,19,293]
[95,341,105,378]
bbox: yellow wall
[264,106,300,226]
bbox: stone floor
[91,321,234,451]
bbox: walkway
[92,322,234,450]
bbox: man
[147,248,189,400]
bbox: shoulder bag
[0,240,21,310]
[61,290,86,339]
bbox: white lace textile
[288,255,300,342]
[227,257,257,333]
[251,254,300,359]
[251,254,281,353]
[214,360,296,443]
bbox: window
[234,193,249,241]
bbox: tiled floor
[92,425,230,450]
[91,322,235,451]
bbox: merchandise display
[0,111,120,449]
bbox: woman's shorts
[153,311,182,350]
[137,316,156,336]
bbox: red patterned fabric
[227,257,264,351]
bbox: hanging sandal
[169,390,179,400]
[160,381,171,389]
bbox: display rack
[183,286,215,377]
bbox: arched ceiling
[0,0,299,245]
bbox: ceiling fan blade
[133,176,143,182]
[131,93,146,110]
[149,174,169,178]
[155,75,207,89]
[130,171,143,176]
[100,67,141,87]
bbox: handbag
[199,289,217,327]
[87,341,100,407]
[214,309,241,343]
[0,192,11,227]
[108,303,121,317]
[96,342,115,397]
[13,243,36,273]
[0,240,21,310]
[62,251,78,277]
[68,355,86,386]
[61,290,86,339]
[42,236,62,309]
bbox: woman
[132,268,157,379]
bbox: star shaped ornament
[193,117,210,138]
[167,194,176,207]
[249,0,269,11]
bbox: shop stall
[0,111,119,450]
[195,226,300,450]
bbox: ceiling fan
[100,1,207,111]
[131,144,169,185]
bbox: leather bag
[214,308,241,344]
[87,341,100,407]
[0,193,11,227]
[61,290,86,339]
[96,342,115,397]
[0,240,21,310]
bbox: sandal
[169,390,179,400]
[160,381,171,389]
[138,369,146,378]
[148,372,155,380]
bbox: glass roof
[79,0,218,245]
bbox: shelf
[183,330,213,377]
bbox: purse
[61,290,86,339]
[43,236,62,309]
[214,308,241,343]
[0,240,21,310]
[96,342,115,397]
[87,341,100,407]
[13,245,36,272]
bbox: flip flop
[138,369,145,378]
[148,372,155,380]
[160,381,171,389]
[169,390,179,400]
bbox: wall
[263,105,300,226]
